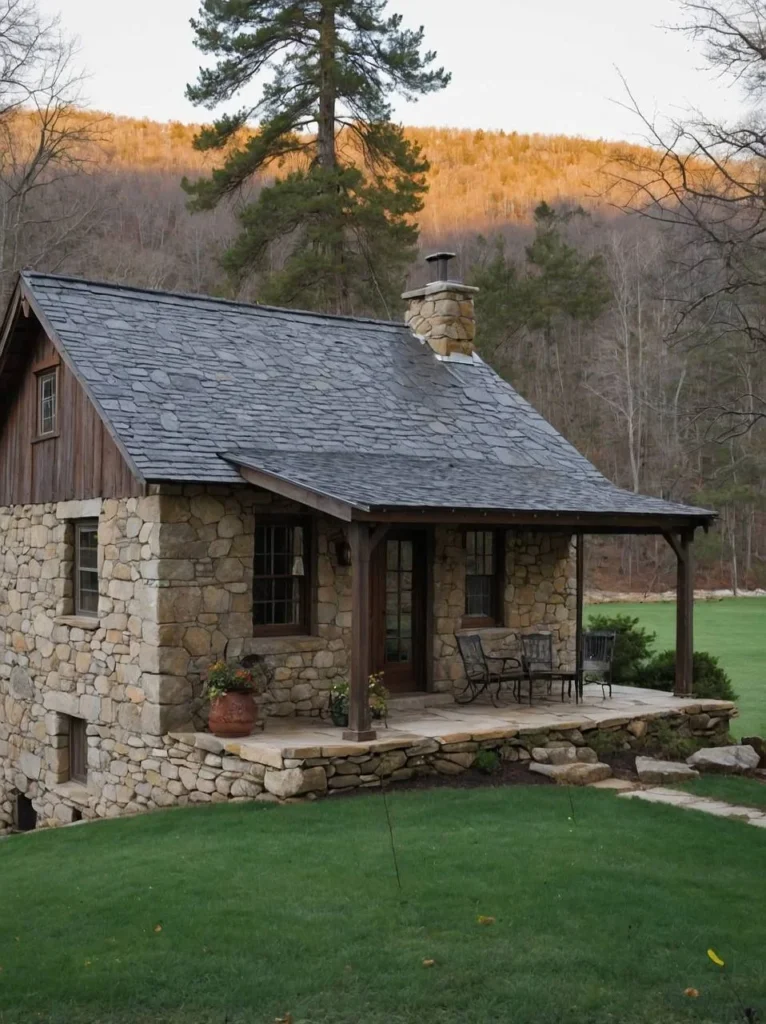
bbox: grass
[2,789,766,1024]
[587,598,766,739]
[679,775,766,812]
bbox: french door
[370,530,427,693]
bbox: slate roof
[19,271,714,522]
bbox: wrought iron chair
[519,632,578,703]
[455,634,522,705]
[582,630,617,699]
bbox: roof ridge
[20,270,407,331]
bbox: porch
[175,685,737,783]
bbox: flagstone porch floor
[181,685,737,763]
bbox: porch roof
[225,448,715,527]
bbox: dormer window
[37,367,58,437]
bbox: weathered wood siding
[0,326,142,504]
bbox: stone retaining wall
[14,701,734,826]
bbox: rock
[588,778,638,791]
[687,745,760,774]
[627,720,647,739]
[742,737,766,768]
[531,747,549,763]
[635,757,699,784]
[576,747,598,764]
[9,666,33,700]
[546,746,577,766]
[529,761,612,785]
[375,750,407,776]
[264,766,327,798]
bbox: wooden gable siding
[0,325,142,505]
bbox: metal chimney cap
[425,251,458,283]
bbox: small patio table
[516,668,582,706]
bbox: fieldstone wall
[433,529,576,695]
[145,484,351,722]
[0,496,162,831]
[8,701,738,826]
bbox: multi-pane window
[66,715,88,784]
[464,529,504,625]
[253,522,309,634]
[37,368,58,437]
[74,520,99,617]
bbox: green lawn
[679,775,766,811]
[2,790,766,1024]
[587,598,766,738]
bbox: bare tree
[0,0,101,299]
[610,1,766,435]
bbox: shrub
[473,749,501,775]
[647,721,702,761]
[586,613,656,684]
[636,650,738,702]
[587,729,625,756]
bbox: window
[74,520,99,617]
[66,716,88,784]
[464,529,505,626]
[36,367,58,437]
[253,521,310,635]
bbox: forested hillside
[2,113,764,592]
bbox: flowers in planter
[329,673,389,726]
[203,661,256,702]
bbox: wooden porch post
[575,532,584,687]
[664,528,695,697]
[343,521,376,741]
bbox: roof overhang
[225,451,716,534]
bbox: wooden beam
[343,521,376,741]
[354,508,714,533]
[236,464,355,521]
[575,532,584,691]
[369,522,390,552]
[675,529,695,697]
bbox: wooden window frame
[252,516,313,637]
[73,519,99,619]
[35,365,59,440]
[67,716,88,785]
[462,528,506,629]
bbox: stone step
[529,761,612,785]
[635,756,699,785]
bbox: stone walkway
[618,787,766,828]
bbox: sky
[38,0,737,142]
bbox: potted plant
[204,661,258,738]
[328,674,389,727]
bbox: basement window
[36,367,58,437]
[66,716,88,784]
[74,520,99,617]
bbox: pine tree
[183,1,449,315]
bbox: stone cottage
[0,256,713,829]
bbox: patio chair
[455,633,521,705]
[519,633,579,703]
[582,630,617,699]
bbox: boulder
[635,757,699,785]
[529,761,612,785]
[741,737,766,768]
[686,745,760,774]
[264,766,327,798]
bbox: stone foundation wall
[433,529,576,696]
[8,701,737,826]
[0,496,162,831]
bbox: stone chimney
[402,253,478,359]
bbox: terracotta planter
[208,691,257,738]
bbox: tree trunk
[317,3,337,171]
